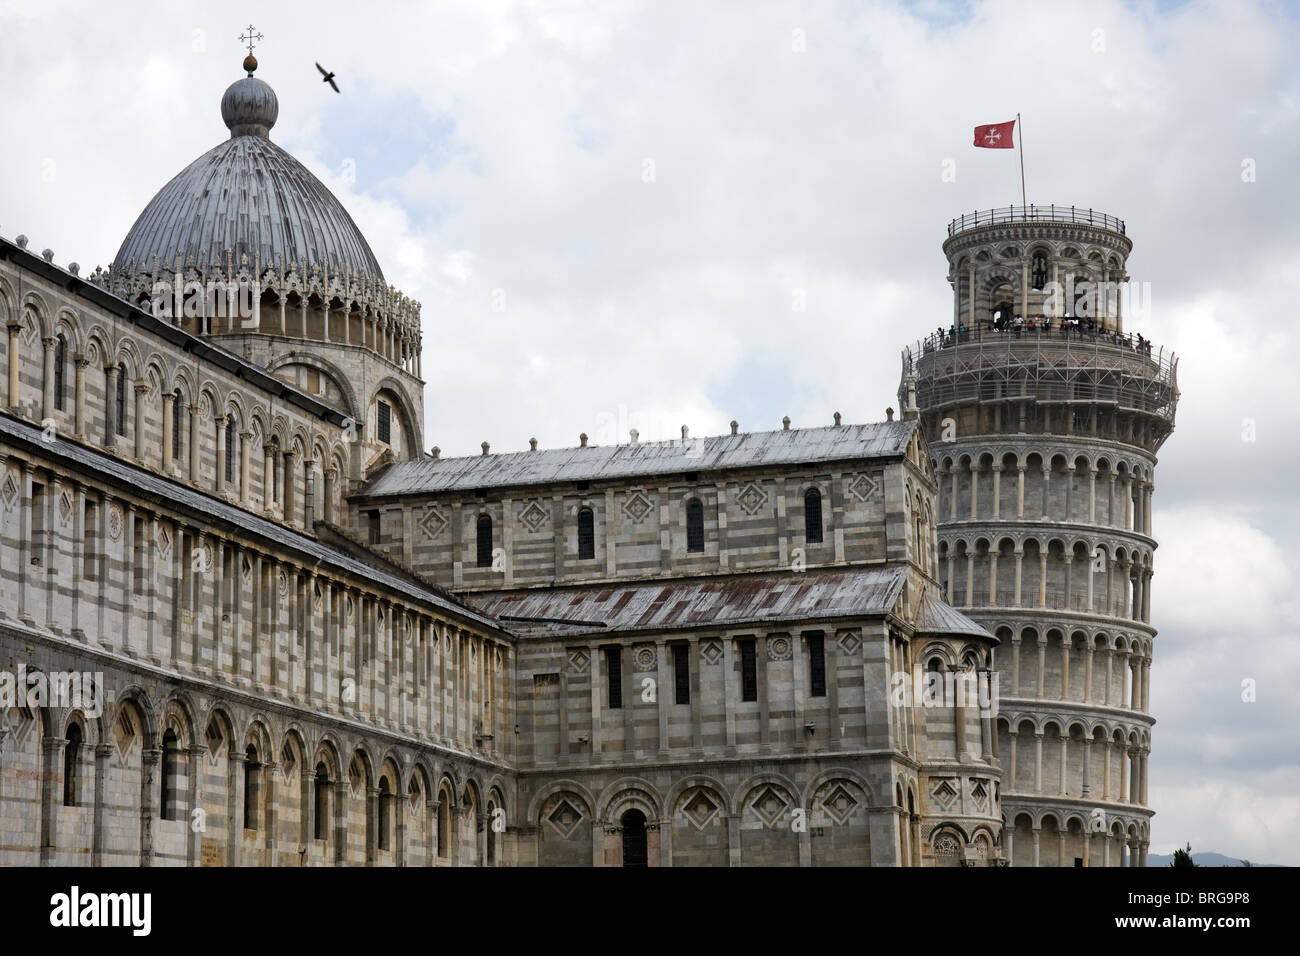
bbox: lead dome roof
[112,64,384,282]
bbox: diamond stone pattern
[622,490,653,524]
[819,783,860,825]
[418,505,448,540]
[735,481,768,516]
[681,790,720,830]
[749,785,790,828]
[848,473,881,503]
[518,499,548,533]
[547,799,584,839]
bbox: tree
[1171,843,1197,868]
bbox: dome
[113,66,384,283]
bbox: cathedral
[0,50,1174,866]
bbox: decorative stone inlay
[735,481,768,516]
[546,799,584,839]
[567,648,590,674]
[768,636,792,662]
[633,646,656,672]
[108,504,124,541]
[848,473,881,503]
[749,785,789,828]
[819,784,860,825]
[156,526,172,559]
[700,639,723,665]
[518,499,548,533]
[970,780,989,812]
[418,504,448,540]
[621,489,653,524]
[277,569,288,596]
[837,631,862,655]
[681,789,720,830]
[1,472,18,510]
[58,490,72,526]
[932,778,959,811]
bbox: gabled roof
[469,567,908,637]
[913,591,996,641]
[361,420,920,497]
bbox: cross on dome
[240,24,263,57]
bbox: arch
[596,776,663,822]
[266,351,361,419]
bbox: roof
[362,420,920,497]
[113,73,383,283]
[913,592,996,641]
[0,414,503,636]
[469,567,908,637]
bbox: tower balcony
[947,205,1126,239]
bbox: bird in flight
[316,62,340,93]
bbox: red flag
[974,120,1015,149]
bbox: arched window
[438,790,452,858]
[225,418,237,485]
[171,393,183,462]
[314,762,330,841]
[577,507,595,560]
[62,723,82,807]
[1031,252,1049,290]
[53,335,66,412]
[160,728,179,821]
[476,514,493,568]
[685,498,704,553]
[243,745,260,830]
[378,779,392,850]
[115,365,128,436]
[271,442,280,502]
[927,657,945,706]
[804,488,823,543]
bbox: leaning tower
[900,206,1178,867]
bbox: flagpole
[1017,111,1027,208]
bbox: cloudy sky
[2,0,1297,864]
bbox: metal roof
[0,414,503,635]
[363,420,919,497]
[913,592,996,641]
[469,567,908,637]
[113,75,384,282]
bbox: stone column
[1040,467,1050,518]
[91,743,111,866]
[988,551,998,606]
[239,430,253,504]
[991,463,1002,518]
[263,443,276,512]
[215,415,228,495]
[161,389,175,471]
[140,747,161,867]
[1013,548,1023,606]
[73,355,88,439]
[1007,730,1018,789]
[39,735,65,866]
[1038,551,1048,607]
[133,379,148,459]
[1016,465,1026,519]
[6,319,21,409]
[1033,733,1043,792]
[188,404,201,482]
[969,462,979,519]
[1082,737,1093,796]
[965,552,975,607]
[1058,734,1068,794]
[40,336,56,421]
[103,363,120,448]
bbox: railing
[903,324,1176,378]
[947,205,1125,237]
[900,325,1179,421]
